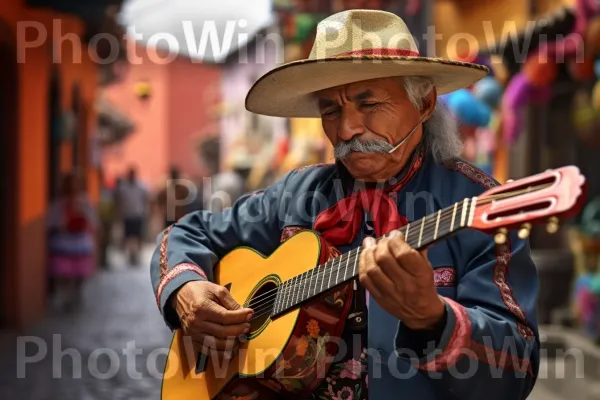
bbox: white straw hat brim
[245,55,489,118]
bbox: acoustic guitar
[161,166,586,400]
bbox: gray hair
[402,76,462,164]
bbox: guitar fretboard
[272,197,477,316]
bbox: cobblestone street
[0,246,172,400]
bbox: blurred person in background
[151,10,540,399]
[155,166,194,228]
[116,166,149,265]
[199,138,249,212]
[97,168,117,269]
[47,171,97,312]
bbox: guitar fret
[460,198,469,227]
[404,222,410,240]
[312,267,319,296]
[352,248,359,276]
[302,271,309,303]
[450,202,458,232]
[277,283,284,313]
[467,197,478,227]
[434,209,441,239]
[418,216,425,248]
[327,260,333,291]
[319,261,327,293]
[343,252,351,283]
[296,275,304,306]
[306,268,314,300]
[335,254,343,287]
[287,276,295,308]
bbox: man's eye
[322,109,339,116]
[361,102,377,107]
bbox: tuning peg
[546,217,559,234]
[494,228,508,245]
[518,223,532,239]
[506,179,514,183]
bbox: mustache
[333,136,394,160]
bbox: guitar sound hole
[249,280,277,335]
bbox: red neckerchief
[314,145,424,247]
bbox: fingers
[387,231,431,278]
[204,300,253,325]
[358,237,387,299]
[214,285,241,310]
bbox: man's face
[317,77,432,181]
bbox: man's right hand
[171,280,253,358]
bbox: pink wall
[167,58,221,180]
[102,42,221,189]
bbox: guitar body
[161,231,354,400]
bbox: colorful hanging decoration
[472,76,503,109]
[568,57,598,81]
[501,73,531,144]
[444,89,492,127]
[538,0,600,60]
[522,57,558,87]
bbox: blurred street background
[1,0,600,398]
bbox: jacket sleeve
[150,171,295,330]
[395,230,540,400]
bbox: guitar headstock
[470,166,587,243]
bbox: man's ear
[421,86,437,121]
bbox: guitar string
[246,211,460,317]
[244,204,460,309]
[247,182,553,320]
[244,181,551,310]
[247,209,455,306]
[246,206,471,318]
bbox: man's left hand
[358,231,445,330]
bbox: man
[116,167,148,265]
[150,10,539,399]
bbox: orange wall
[168,57,221,180]
[1,0,100,327]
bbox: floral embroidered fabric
[312,327,368,399]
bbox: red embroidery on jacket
[418,297,472,371]
[159,226,173,281]
[418,298,534,375]
[444,159,496,189]
[434,267,455,287]
[444,159,534,339]
[280,226,309,243]
[495,242,535,339]
[156,263,207,309]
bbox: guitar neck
[272,197,478,316]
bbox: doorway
[0,21,19,327]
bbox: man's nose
[337,108,365,141]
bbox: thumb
[216,286,243,311]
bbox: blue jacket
[150,150,540,400]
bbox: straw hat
[246,9,489,118]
